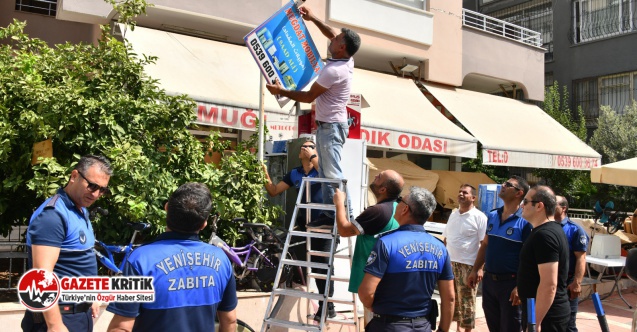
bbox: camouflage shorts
[452,261,478,329]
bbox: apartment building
[465,0,637,137]
[2,0,600,171]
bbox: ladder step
[281,259,329,270]
[263,318,320,331]
[297,202,337,211]
[309,250,350,259]
[289,230,335,239]
[272,288,326,301]
[308,272,350,282]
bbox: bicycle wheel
[252,250,294,292]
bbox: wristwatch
[310,154,317,161]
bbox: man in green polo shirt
[333,169,403,310]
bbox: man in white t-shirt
[442,184,487,332]
[266,5,361,228]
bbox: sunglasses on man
[503,181,521,191]
[78,171,110,195]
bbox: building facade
[465,0,637,137]
[3,0,601,172]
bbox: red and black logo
[17,269,60,311]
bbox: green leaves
[589,102,637,208]
[0,20,280,241]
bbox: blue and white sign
[244,1,324,108]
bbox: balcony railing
[462,9,543,48]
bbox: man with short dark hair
[22,155,112,332]
[554,195,588,332]
[467,175,531,332]
[266,5,361,229]
[519,186,570,332]
[107,183,237,332]
[443,184,487,332]
[358,187,454,332]
[22,155,113,331]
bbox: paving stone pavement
[435,286,637,332]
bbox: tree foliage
[589,102,637,209]
[0,20,279,244]
[531,82,596,207]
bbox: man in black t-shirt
[518,185,570,332]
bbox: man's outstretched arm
[299,6,336,40]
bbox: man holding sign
[266,6,361,229]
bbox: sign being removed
[244,0,323,108]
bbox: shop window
[573,78,599,125]
[572,0,637,44]
[545,72,555,87]
[15,0,56,16]
[599,73,632,114]
[387,0,427,10]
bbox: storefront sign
[195,102,258,130]
[346,94,363,139]
[195,101,298,139]
[244,1,323,108]
[482,149,602,170]
[362,127,476,158]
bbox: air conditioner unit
[590,234,621,259]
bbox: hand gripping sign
[244,0,323,108]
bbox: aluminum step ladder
[261,177,360,332]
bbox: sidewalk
[465,287,637,332]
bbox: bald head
[385,169,404,192]
[370,169,404,200]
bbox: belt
[372,313,427,323]
[59,302,92,314]
[485,272,517,281]
[315,120,327,126]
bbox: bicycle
[89,207,151,274]
[593,200,626,234]
[208,215,295,292]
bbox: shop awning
[591,157,637,187]
[422,82,601,170]
[355,70,477,158]
[122,25,303,131]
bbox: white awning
[591,157,637,187]
[122,25,303,131]
[422,82,601,170]
[354,70,477,158]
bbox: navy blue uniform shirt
[282,166,321,221]
[560,217,589,276]
[364,224,454,317]
[484,207,532,274]
[26,189,97,278]
[106,232,237,331]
